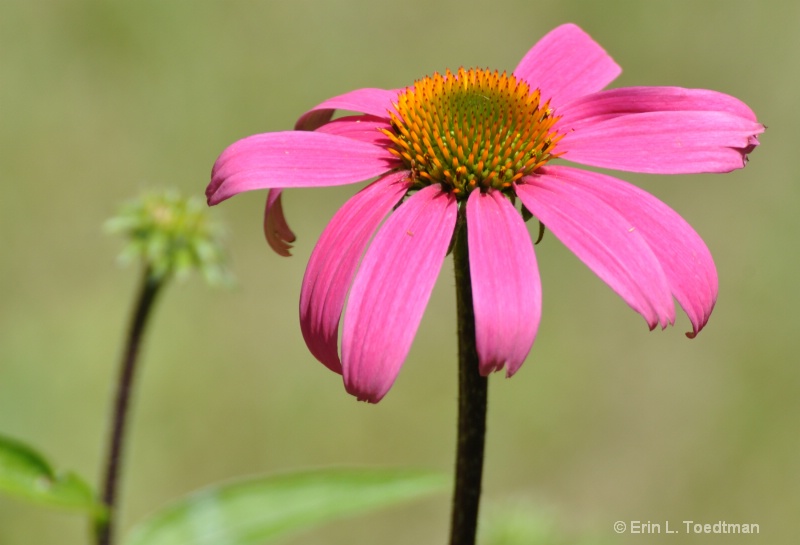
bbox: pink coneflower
[207,24,762,403]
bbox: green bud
[106,190,232,286]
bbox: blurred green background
[1,1,796,543]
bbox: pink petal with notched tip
[341,185,458,403]
[300,172,411,374]
[513,23,621,108]
[557,86,759,128]
[263,189,296,257]
[516,174,675,330]
[557,110,764,174]
[294,87,398,130]
[467,190,541,377]
[207,130,399,205]
[539,165,717,337]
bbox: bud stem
[96,268,165,545]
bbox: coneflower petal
[517,172,676,330]
[208,131,399,204]
[300,172,411,373]
[342,185,458,403]
[294,87,399,130]
[540,165,717,337]
[513,23,621,108]
[467,190,541,376]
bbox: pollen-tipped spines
[382,67,563,196]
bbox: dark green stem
[96,269,164,545]
[449,207,488,545]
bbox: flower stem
[96,268,165,545]
[449,208,488,545]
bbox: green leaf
[124,468,447,545]
[0,434,103,516]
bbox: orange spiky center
[382,67,563,198]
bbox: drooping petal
[207,131,400,204]
[341,185,458,403]
[467,190,541,377]
[263,189,295,257]
[314,115,394,147]
[557,110,764,174]
[513,23,621,107]
[558,86,759,129]
[294,87,398,130]
[300,172,411,373]
[541,165,717,337]
[516,173,675,329]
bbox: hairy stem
[96,269,164,545]
[449,208,488,545]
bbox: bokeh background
[1,1,796,544]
